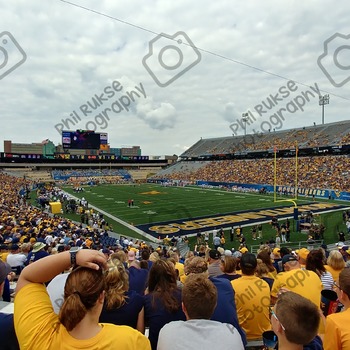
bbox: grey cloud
[137,99,177,130]
[222,102,240,123]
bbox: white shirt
[47,273,69,314]
[157,319,244,350]
[45,235,54,245]
[6,252,27,267]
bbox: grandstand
[3,168,53,182]
[180,120,350,158]
[150,155,350,194]
[148,120,350,199]
[51,168,131,180]
[128,167,163,181]
[153,160,207,178]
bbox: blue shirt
[99,290,144,329]
[209,277,247,346]
[26,250,49,265]
[144,289,186,350]
[0,313,20,350]
[128,266,148,295]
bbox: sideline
[171,184,312,203]
[63,191,159,243]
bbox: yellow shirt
[325,265,343,282]
[324,308,350,350]
[0,252,10,262]
[231,275,271,340]
[267,271,277,280]
[14,283,151,350]
[271,268,324,334]
[271,269,322,307]
[175,262,185,277]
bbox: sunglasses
[270,307,286,331]
[333,281,341,290]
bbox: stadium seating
[180,120,350,157]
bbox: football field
[63,184,348,245]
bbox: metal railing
[250,240,324,254]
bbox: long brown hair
[305,249,326,277]
[257,250,276,273]
[59,267,105,331]
[147,259,180,312]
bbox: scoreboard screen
[62,130,107,149]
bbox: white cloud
[0,0,349,155]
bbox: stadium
[3,2,350,349]
[2,112,350,350]
[1,120,350,251]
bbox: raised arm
[16,249,107,294]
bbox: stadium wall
[195,181,350,201]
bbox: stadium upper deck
[180,120,350,159]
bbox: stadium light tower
[242,112,249,136]
[319,94,329,125]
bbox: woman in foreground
[14,249,151,350]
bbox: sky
[1,0,350,156]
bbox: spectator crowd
[152,155,350,192]
[1,171,350,349]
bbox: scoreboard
[62,130,108,149]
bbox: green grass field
[61,184,350,250]
[64,183,321,225]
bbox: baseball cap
[209,249,221,260]
[239,247,249,254]
[273,248,280,256]
[10,244,19,251]
[296,248,309,260]
[224,249,232,257]
[232,251,242,259]
[240,253,257,269]
[282,254,297,265]
[0,260,11,284]
[128,250,136,261]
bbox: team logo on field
[139,191,167,195]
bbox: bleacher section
[154,161,208,178]
[128,168,161,180]
[180,120,350,158]
[151,155,350,192]
[24,170,52,182]
[52,169,131,181]
[4,169,53,182]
